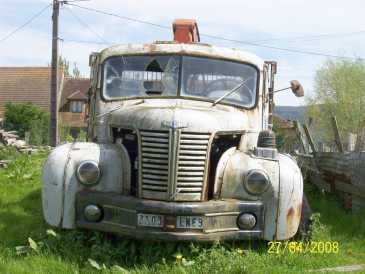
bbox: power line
[61,38,110,45]
[252,30,365,44]
[200,33,362,60]
[65,3,364,60]
[64,5,109,44]
[66,3,170,30]
[0,3,52,43]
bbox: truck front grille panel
[139,130,211,201]
[140,130,169,199]
[176,132,210,200]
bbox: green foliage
[272,118,286,150]
[59,125,87,143]
[4,102,50,145]
[59,125,75,143]
[0,147,18,161]
[306,59,365,142]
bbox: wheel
[296,194,312,240]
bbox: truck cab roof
[99,42,264,70]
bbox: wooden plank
[293,121,308,154]
[335,180,365,199]
[331,116,344,153]
[303,124,317,154]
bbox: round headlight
[76,160,101,186]
[244,169,270,195]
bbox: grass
[0,147,365,273]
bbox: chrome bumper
[76,191,264,241]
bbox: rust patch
[163,216,176,231]
[286,204,302,238]
[296,202,302,220]
[286,207,294,223]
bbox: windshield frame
[100,54,260,110]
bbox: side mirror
[290,80,304,97]
[274,80,304,97]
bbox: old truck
[42,19,307,241]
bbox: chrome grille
[140,130,169,200]
[139,130,211,201]
[175,132,210,201]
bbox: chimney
[173,19,200,43]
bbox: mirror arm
[273,87,291,93]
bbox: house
[273,114,299,153]
[58,77,90,134]
[0,67,90,134]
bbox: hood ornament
[161,120,188,130]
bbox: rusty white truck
[42,19,308,241]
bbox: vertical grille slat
[140,130,210,201]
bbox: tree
[58,56,82,78]
[58,56,70,77]
[4,103,50,145]
[72,62,81,78]
[306,59,365,144]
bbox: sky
[1,0,365,106]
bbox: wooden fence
[295,116,365,211]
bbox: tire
[296,194,312,240]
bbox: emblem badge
[161,120,188,130]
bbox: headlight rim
[244,169,270,195]
[76,160,101,186]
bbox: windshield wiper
[212,77,252,106]
[96,100,144,118]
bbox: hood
[108,99,260,133]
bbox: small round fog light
[84,204,102,222]
[237,213,256,230]
[77,160,101,186]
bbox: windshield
[181,56,258,107]
[103,55,180,99]
[103,55,258,107]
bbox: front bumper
[76,191,264,241]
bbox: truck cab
[42,20,304,241]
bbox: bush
[4,102,50,145]
[59,125,87,143]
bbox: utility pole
[50,0,59,146]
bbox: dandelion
[237,248,244,255]
[175,254,183,263]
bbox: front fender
[276,154,303,240]
[216,150,303,240]
[41,142,129,228]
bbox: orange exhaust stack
[173,19,200,43]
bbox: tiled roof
[67,90,88,101]
[273,114,295,129]
[0,67,52,115]
[60,77,90,108]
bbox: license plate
[176,216,203,229]
[137,214,164,227]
